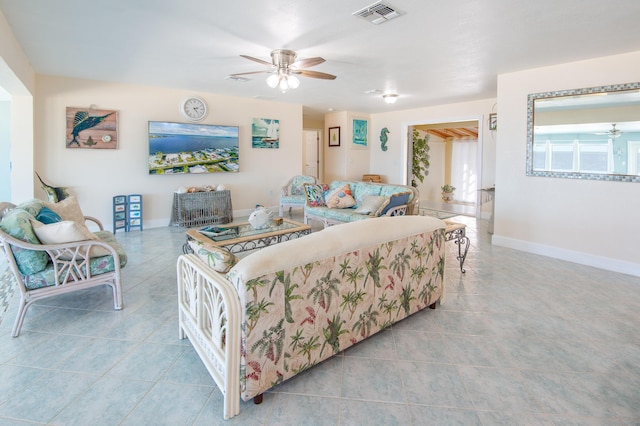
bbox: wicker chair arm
[83,216,104,231]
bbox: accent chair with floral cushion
[279,175,317,216]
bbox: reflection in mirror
[526,82,640,182]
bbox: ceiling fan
[595,123,622,138]
[229,49,337,91]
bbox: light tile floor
[1,213,639,425]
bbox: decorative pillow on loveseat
[325,184,356,209]
[354,195,389,216]
[303,183,330,207]
[380,191,411,215]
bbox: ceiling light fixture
[383,93,399,104]
[266,72,300,92]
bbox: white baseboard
[492,235,640,278]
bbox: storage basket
[172,190,232,227]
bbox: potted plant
[411,129,430,187]
[441,184,456,202]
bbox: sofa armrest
[383,205,408,217]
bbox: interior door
[304,130,319,179]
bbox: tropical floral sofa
[0,197,127,337]
[303,180,419,228]
[176,215,445,419]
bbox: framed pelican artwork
[66,107,118,149]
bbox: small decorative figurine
[380,127,390,151]
[248,205,273,230]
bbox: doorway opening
[408,120,481,217]
[303,129,322,182]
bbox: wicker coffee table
[184,218,311,254]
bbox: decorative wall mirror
[526,82,640,182]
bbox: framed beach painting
[352,118,368,148]
[252,118,279,149]
[147,121,239,175]
[66,107,118,149]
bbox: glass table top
[197,220,304,243]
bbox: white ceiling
[2,0,640,119]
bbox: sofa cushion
[354,195,389,216]
[0,209,49,275]
[36,206,62,224]
[351,182,383,207]
[188,239,238,273]
[380,191,411,215]
[325,184,356,209]
[304,183,329,207]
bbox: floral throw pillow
[325,184,356,209]
[304,183,329,207]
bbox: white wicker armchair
[0,200,127,337]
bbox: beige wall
[0,9,35,201]
[368,98,497,188]
[35,75,303,228]
[494,50,640,276]
[322,111,373,182]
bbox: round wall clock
[180,96,208,122]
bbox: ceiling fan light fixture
[266,74,280,88]
[288,75,300,89]
[383,93,399,104]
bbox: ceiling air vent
[353,1,401,25]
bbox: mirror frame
[526,81,640,183]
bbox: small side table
[444,220,470,273]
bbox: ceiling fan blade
[240,54,274,67]
[296,69,337,80]
[229,70,272,76]
[292,57,325,68]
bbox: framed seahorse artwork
[65,107,118,149]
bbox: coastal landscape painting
[148,121,239,174]
[252,118,279,149]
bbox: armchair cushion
[35,207,62,224]
[291,175,316,195]
[0,209,48,275]
[21,234,128,291]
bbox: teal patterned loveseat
[303,180,419,228]
[176,215,445,419]
[0,198,127,337]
